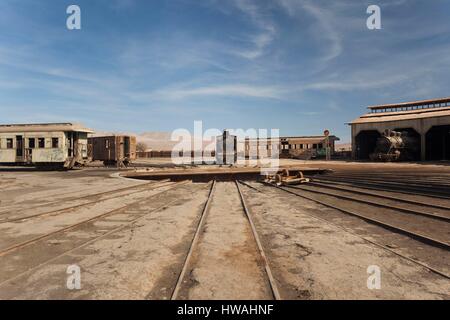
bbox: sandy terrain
[176,182,273,300]
[0,163,448,300]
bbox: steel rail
[313,176,450,200]
[0,185,203,289]
[261,182,450,250]
[236,180,282,300]
[0,181,174,224]
[309,179,450,211]
[321,174,450,192]
[0,180,162,216]
[241,182,450,280]
[0,181,189,257]
[327,172,450,183]
[170,180,216,300]
[285,183,450,222]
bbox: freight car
[0,123,93,169]
[370,129,419,161]
[88,135,136,167]
[216,130,237,165]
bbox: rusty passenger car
[88,135,136,167]
[0,123,93,169]
[245,135,340,160]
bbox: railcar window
[52,138,59,148]
[38,138,45,148]
[7,138,13,149]
[29,138,36,149]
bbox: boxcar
[88,135,136,167]
[0,123,93,169]
[216,130,237,165]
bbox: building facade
[349,97,450,161]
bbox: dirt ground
[240,181,449,299]
[176,182,273,300]
[0,161,449,300]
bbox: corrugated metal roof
[349,107,450,125]
[368,97,450,110]
[0,123,94,133]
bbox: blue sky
[1,0,450,142]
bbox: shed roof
[349,106,450,125]
[368,97,450,111]
[0,123,94,133]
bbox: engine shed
[349,97,450,161]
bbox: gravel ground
[241,182,450,299]
[0,163,448,300]
[176,182,273,300]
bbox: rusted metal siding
[244,136,339,159]
[0,126,90,165]
[88,135,137,163]
[89,136,116,161]
[129,136,137,161]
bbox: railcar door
[15,135,24,162]
[124,136,130,158]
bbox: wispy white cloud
[1,0,450,137]
[276,0,342,63]
[145,84,285,100]
[229,0,277,59]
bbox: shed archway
[393,128,421,161]
[426,125,450,160]
[355,130,380,160]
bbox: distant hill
[90,131,211,151]
[335,143,352,151]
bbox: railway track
[0,180,161,215]
[287,182,450,221]
[0,180,174,223]
[309,178,450,208]
[268,182,450,250]
[314,175,450,199]
[0,181,206,289]
[170,180,281,300]
[0,181,188,257]
[239,181,450,280]
[326,173,450,189]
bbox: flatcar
[0,123,93,169]
[88,135,136,167]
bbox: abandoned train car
[0,123,93,168]
[216,130,238,165]
[244,135,340,160]
[88,135,137,167]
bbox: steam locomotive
[370,129,419,162]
